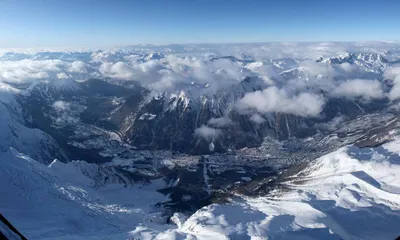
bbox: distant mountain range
[1,47,400,239]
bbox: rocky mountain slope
[14,52,393,160]
[1,46,400,239]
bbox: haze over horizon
[2,1,400,239]
[1,0,400,48]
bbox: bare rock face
[16,72,390,163]
[6,51,390,163]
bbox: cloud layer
[2,42,400,119]
[384,65,400,100]
[0,59,93,83]
[195,125,221,141]
[331,79,384,100]
[237,86,325,117]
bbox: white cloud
[195,125,221,141]
[0,45,397,107]
[52,101,70,111]
[237,86,325,117]
[68,61,88,73]
[0,59,63,83]
[33,71,49,79]
[331,79,384,100]
[207,117,233,128]
[99,62,135,80]
[56,72,71,79]
[338,62,354,72]
[250,113,266,124]
[51,101,84,125]
[317,116,345,131]
[383,66,400,101]
[384,66,400,80]
[97,55,245,93]
[388,75,400,100]
[0,82,19,104]
[0,59,90,84]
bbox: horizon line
[1,40,400,51]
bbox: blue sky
[0,0,399,48]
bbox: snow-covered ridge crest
[2,139,400,239]
[0,147,171,239]
[1,43,400,239]
[131,141,400,240]
[318,52,388,64]
[316,52,390,75]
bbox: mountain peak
[317,52,388,65]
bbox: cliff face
[16,74,388,162]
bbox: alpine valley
[1,42,400,240]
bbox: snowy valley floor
[1,139,400,240]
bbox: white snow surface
[131,142,400,240]
[1,139,400,239]
[0,148,171,240]
[1,44,400,239]
[0,100,66,164]
[1,87,400,240]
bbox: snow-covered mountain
[1,44,400,239]
[1,136,400,239]
[14,75,387,158]
[0,83,68,164]
[131,142,400,240]
[318,52,389,67]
